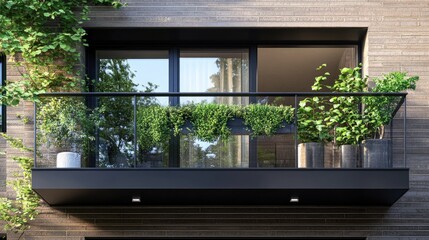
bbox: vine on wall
[0,0,123,233]
[0,134,38,233]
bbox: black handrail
[38,92,407,97]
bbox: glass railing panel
[253,96,295,168]
[257,135,294,168]
[34,93,406,169]
[96,96,135,168]
[36,96,97,168]
[135,97,169,168]
[176,96,251,168]
[180,135,249,168]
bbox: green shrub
[242,104,294,137]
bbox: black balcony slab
[32,168,408,206]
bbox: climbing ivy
[0,0,124,233]
[0,134,39,232]
[0,0,123,104]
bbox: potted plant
[38,97,101,168]
[297,65,332,168]
[327,66,369,168]
[362,72,419,168]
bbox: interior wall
[258,47,357,93]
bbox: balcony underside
[32,168,409,206]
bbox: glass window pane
[180,49,249,105]
[180,135,249,168]
[97,50,169,168]
[257,47,357,168]
[258,47,356,93]
[97,50,169,93]
[136,96,169,168]
[179,49,250,168]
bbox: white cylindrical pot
[57,152,81,168]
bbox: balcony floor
[32,168,409,206]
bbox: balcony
[32,92,409,205]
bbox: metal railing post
[133,95,137,168]
[390,118,393,167]
[404,96,407,168]
[33,101,37,168]
[294,94,298,168]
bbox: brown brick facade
[3,0,429,239]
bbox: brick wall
[4,0,429,239]
[0,138,6,194]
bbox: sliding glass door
[179,49,250,168]
[257,47,357,167]
[94,46,358,168]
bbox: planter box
[181,118,294,135]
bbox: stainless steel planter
[340,144,359,168]
[298,142,324,168]
[362,139,392,168]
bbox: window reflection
[97,50,169,168]
[179,49,250,168]
[257,47,357,167]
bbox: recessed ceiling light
[290,197,299,203]
[132,196,141,203]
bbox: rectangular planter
[181,118,294,135]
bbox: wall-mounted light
[290,197,299,203]
[132,196,141,203]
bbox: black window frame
[0,53,6,133]
[86,237,366,240]
[86,34,363,168]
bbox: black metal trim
[87,237,366,240]
[404,97,407,167]
[86,46,97,167]
[0,53,6,133]
[133,96,137,167]
[84,27,367,47]
[391,95,406,119]
[248,46,258,168]
[39,92,407,97]
[169,48,180,167]
[169,48,180,103]
[33,102,37,167]
[294,95,298,166]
